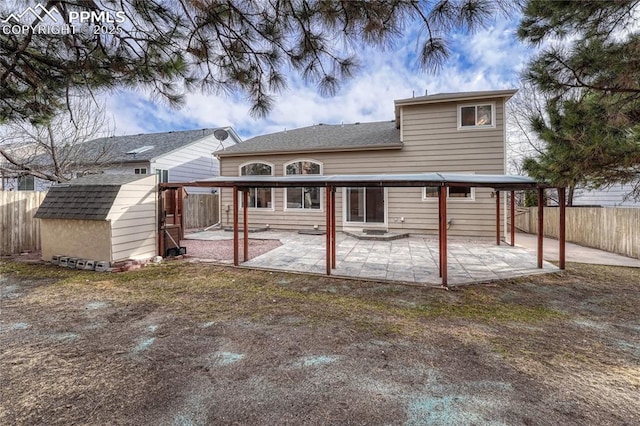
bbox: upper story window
[156,169,169,183]
[134,168,147,175]
[284,160,322,210]
[17,175,35,191]
[458,103,494,129]
[239,161,274,209]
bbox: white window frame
[422,172,476,202]
[422,186,476,202]
[343,187,388,227]
[155,169,169,183]
[238,161,275,210]
[134,167,147,175]
[17,175,35,191]
[283,159,323,212]
[457,102,495,130]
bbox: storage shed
[34,174,157,263]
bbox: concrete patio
[185,230,559,286]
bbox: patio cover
[173,172,546,190]
[160,173,564,287]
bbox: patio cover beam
[438,186,448,287]
[496,190,501,245]
[331,187,336,269]
[558,187,566,270]
[325,186,332,276]
[166,172,549,192]
[233,186,239,266]
[537,188,544,269]
[510,191,515,246]
[243,190,249,262]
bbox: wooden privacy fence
[515,206,640,260]
[183,193,219,229]
[1,191,46,255]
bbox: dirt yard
[0,258,639,425]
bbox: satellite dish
[213,129,229,142]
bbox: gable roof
[29,127,240,167]
[85,127,237,163]
[34,174,148,221]
[217,121,401,157]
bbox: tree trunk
[567,186,574,206]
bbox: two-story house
[215,89,515,237]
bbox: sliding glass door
[346,187,385,224]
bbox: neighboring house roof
[29,127,240,167]
[34,174,145,221]
[394,89,518,122]
[217,120,401,157]
[83,127,240,164]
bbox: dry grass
[1,259,639,425]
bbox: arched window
[284,160,322,210]
[239,162,274,209]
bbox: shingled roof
[217,120,401,157]
[81,128,224,163]
[32,127,237,167]
[34,175,147,221]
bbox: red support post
[558,187,566,270]
[243,189,249,262]
[233,186,239,266]
[173,189,179,225]
[510,190,515,247]
[496,190,501,245]
[537,187,544,269]
[438,187,443,277]
[325,186,332,275]
[439,186,448,287]
[331,186,336,269]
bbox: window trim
[283,159,323,212]
[155,168,169,183]
[343,186,388,227]
[134,167,147,175]
[422,186,476,202]
[457,102,496,130]
[422,172,476,202]
[238,160,275,210]
[17,175,35,191]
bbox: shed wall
[218,97,507,237]
[108,175,157,261]
[40,219,111,262]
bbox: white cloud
[104,14,534,140]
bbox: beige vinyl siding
[107,175,157,261]
[40,219,111,262]
[219,96,507,237]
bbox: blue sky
[105,13,533,141]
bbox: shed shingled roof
[34,175,147,221]
[217,121,401,156]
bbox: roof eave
[216,143,404,158]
